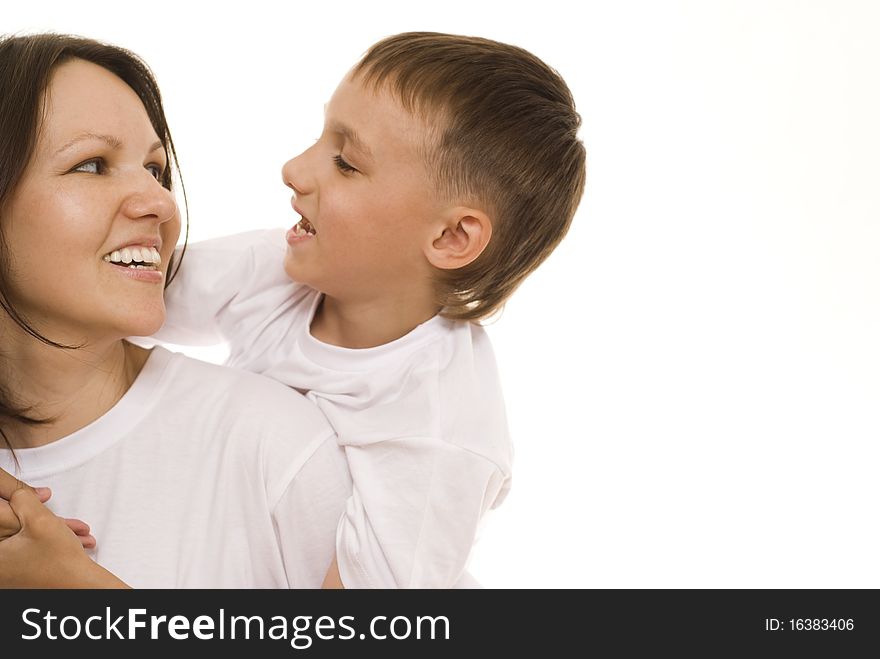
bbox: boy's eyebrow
[326,119,374,161]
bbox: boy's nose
[281,152,313,195]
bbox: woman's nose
[120,171,177,224]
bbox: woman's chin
[119,310,166,339]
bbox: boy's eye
[333,154,358,174]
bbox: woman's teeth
[103,246,162,268]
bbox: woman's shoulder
[148,346,333,440]
[136,347,342,509]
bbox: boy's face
[281,73,443,302]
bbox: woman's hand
[0,466,95,547]
[0,487,129,588]
[0,485,48,540]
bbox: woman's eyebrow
[326,119,374,162]
[54,134,163,156]
[54,132,122,155]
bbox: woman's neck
[1,335,149,449]
[310,292,441,349]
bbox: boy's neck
[310,293,441,349]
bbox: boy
[158,32,586,588]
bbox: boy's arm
[336,441,508,589]
[321,555,345,589]
[151,228,291,346]
[271,432,352,588]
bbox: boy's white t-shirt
[156,229,513,588]
[0,346,351,588]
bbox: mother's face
[1,58,180,343]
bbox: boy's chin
[282,254,311,286]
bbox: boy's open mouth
[291,216,317,237]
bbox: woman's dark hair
[0,33,188,447]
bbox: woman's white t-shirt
[0,346,351,588]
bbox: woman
[0,34,350,587]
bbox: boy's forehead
[324,76,431,160]
[323,115,373,161]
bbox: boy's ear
[424,207,493,270]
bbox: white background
[6,1,878,587]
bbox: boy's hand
[0,487,128,588]
[0,466,96,547]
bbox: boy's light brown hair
[353,32,586,321]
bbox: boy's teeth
[295,217,316,236]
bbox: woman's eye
[72,159,103,174]
[146,163,165,180]
[333,154,358,174]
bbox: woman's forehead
[38,59,156,152]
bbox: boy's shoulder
[431,317,499,373]
[364,315,497,375]
[368,318,510,453]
